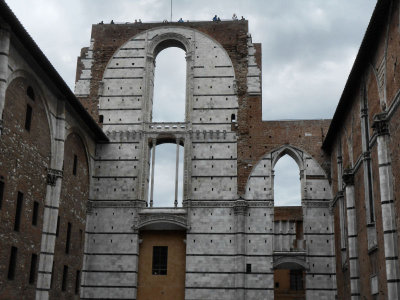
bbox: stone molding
[233,199,248,215]
[272,253,308,270]
[183,200,273,208]
[86,200,145,214]
[304,201,330,208]
[331,190,344,208]
[372,112,389,136]
[342,169,354,186]
[46,168,63,186]
[135,211,187,231]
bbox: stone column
[234,200,248,300]
[0,21,10,135]
[36,109,65,300]
[174,139,180,207]
[36,169,63,300]
[372,113,400,299]
[149,138,156,207]
[342,169,360,300]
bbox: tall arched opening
[152,47,186,122]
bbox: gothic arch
[244,145,331,202]
[271,145,305,171]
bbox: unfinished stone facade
[1,0,400,299]
[74,18,335,300]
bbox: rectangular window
[25,104,32,131]
[152,246,168,275]
[8,246,17,280]
[0,180,4,209]
[56,216,60,237]
[29,253,37,284]
[62,265,68,291]
[66,222,71,254]
[75,270,80,295]
[14,192,23,231]
[32,201,39,226]
[246,264,252,273]
[72,155,77,176]
[290,270,304,290]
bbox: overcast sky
[5,0,377,206]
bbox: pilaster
[342,169,360,300]
[372,113,400,299]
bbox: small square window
[14,192,23,231]
[62,265,68,291]
[246,264,251,273]
[8,246,18,280]
[75,270,80,294]
[0,180,4,209]
[29,253,37,284]
[152,246,168,275]
[32,201,39,226]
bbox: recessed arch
[274,154,301,206]
[6,70,54,161]
[152,47,186,122]
[147,33,191,124]
[153,39,186,58]
[273,257,308,270]
[64,129,92,180]
[271,145,304,171]
[148,32,191,58]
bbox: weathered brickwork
[325,1,400,299]
[237,119,331,194]
[0,1,104,299]
[0,78,51,300]
[50,133,89,299]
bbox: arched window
[152,47,186,122]
[274,154,301,206]
[148,142,184,207]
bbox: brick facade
[0,77,51,300]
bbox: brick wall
[0,77,51,299]
[328,1,400,298]
[50,132,89,299]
